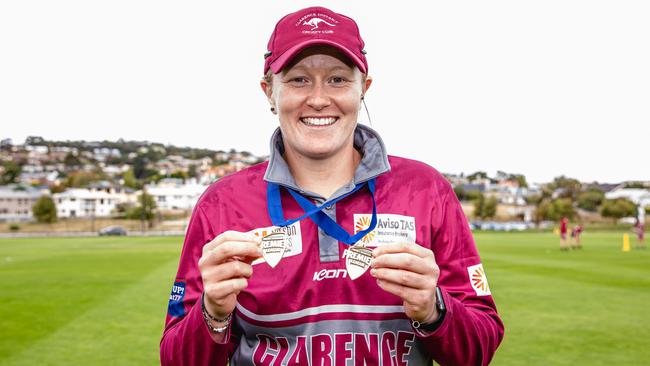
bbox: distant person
[570,224,584,249]
[559,216,569,251]
[634,218,645,249]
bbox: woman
[161,6,503,365]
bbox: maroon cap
[264,6,368,75]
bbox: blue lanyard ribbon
[266,179,378,245]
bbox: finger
[377,280,435,315]
[375,279,435,310]
[371,252,436,275]
[199,241,262,267]
[203,230,262,254]
[372,242,433,259]
[203,278,249,304]
[202,260,254,282]
[370,267,435,290]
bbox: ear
[362,75,373,96]
[260,78,275,106]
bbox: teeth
[301,117,337,126]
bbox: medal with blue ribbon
[266,179,378,279]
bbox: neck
[285,146,361,199]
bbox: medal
[343,243,373,280]
[266,178,378,278]
[260,230,288,268]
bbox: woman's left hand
[370,242,440,324]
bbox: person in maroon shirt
[161,6,503,365]
[570,224,584,249]
[560,216,569,251]
[635,218,646,249]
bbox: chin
[296,144,341,160]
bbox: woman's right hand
[199,230,263,320]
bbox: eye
[284,76,308,86]
[330,76,346,84]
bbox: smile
[300,117,338,127]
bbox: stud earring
[270,106,276,113]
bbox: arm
[160,205,261,365]
[421,186,504,366]
[371,185,504,366]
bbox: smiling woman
[160,6,504,366]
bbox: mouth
[300,116,338,127]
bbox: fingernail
[370,269,377,276]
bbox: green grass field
[0,232,648,365]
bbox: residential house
[0,184,48,222]
[144,179,208,211]
[53,186,134,218]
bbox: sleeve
[416,185,504,366]
[160,204,238,366]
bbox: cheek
[275,89,303,113]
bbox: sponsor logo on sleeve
[353,214,416,246]
[467,263,491,296]
[167,280,186,317]
[250,222,302,266]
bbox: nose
[305,83,331,110]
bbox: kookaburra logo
[303,17,336,30]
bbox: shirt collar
[263,124,391,199]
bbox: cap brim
[269,39,367,74]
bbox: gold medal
[342,243,373,280]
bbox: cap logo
[296,12,338,34]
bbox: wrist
[201,293,232,333]
[411,287,446,332]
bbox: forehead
[283,45,356,74]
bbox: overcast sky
[1,1,648,184]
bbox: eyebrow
[284,65,355,74]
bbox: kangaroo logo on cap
[303,17,336,31]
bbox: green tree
[577,189,605,212]
[484,196,498,219]
[65,170,106,188]
[473,193,485,219]
[169,170,189,180]
[32,196,57,223]
[453,185,466,201]
[600,198,637,223]
[127,190,157,228]
[534,198,575,222]
[467,171,488,182]
[550,176,582,200]
[514,174,528,189]
[63,152,82,167]
[122,168,138,189]
[550,198,575,220]
[188,164,198,179]
[473,193,498,220]
[0,161,21,184]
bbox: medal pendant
[343,243,373,280]
[260,230,288,268]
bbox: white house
[0,185,48,222]
[144,179,208,211]
[53,188,133,218]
